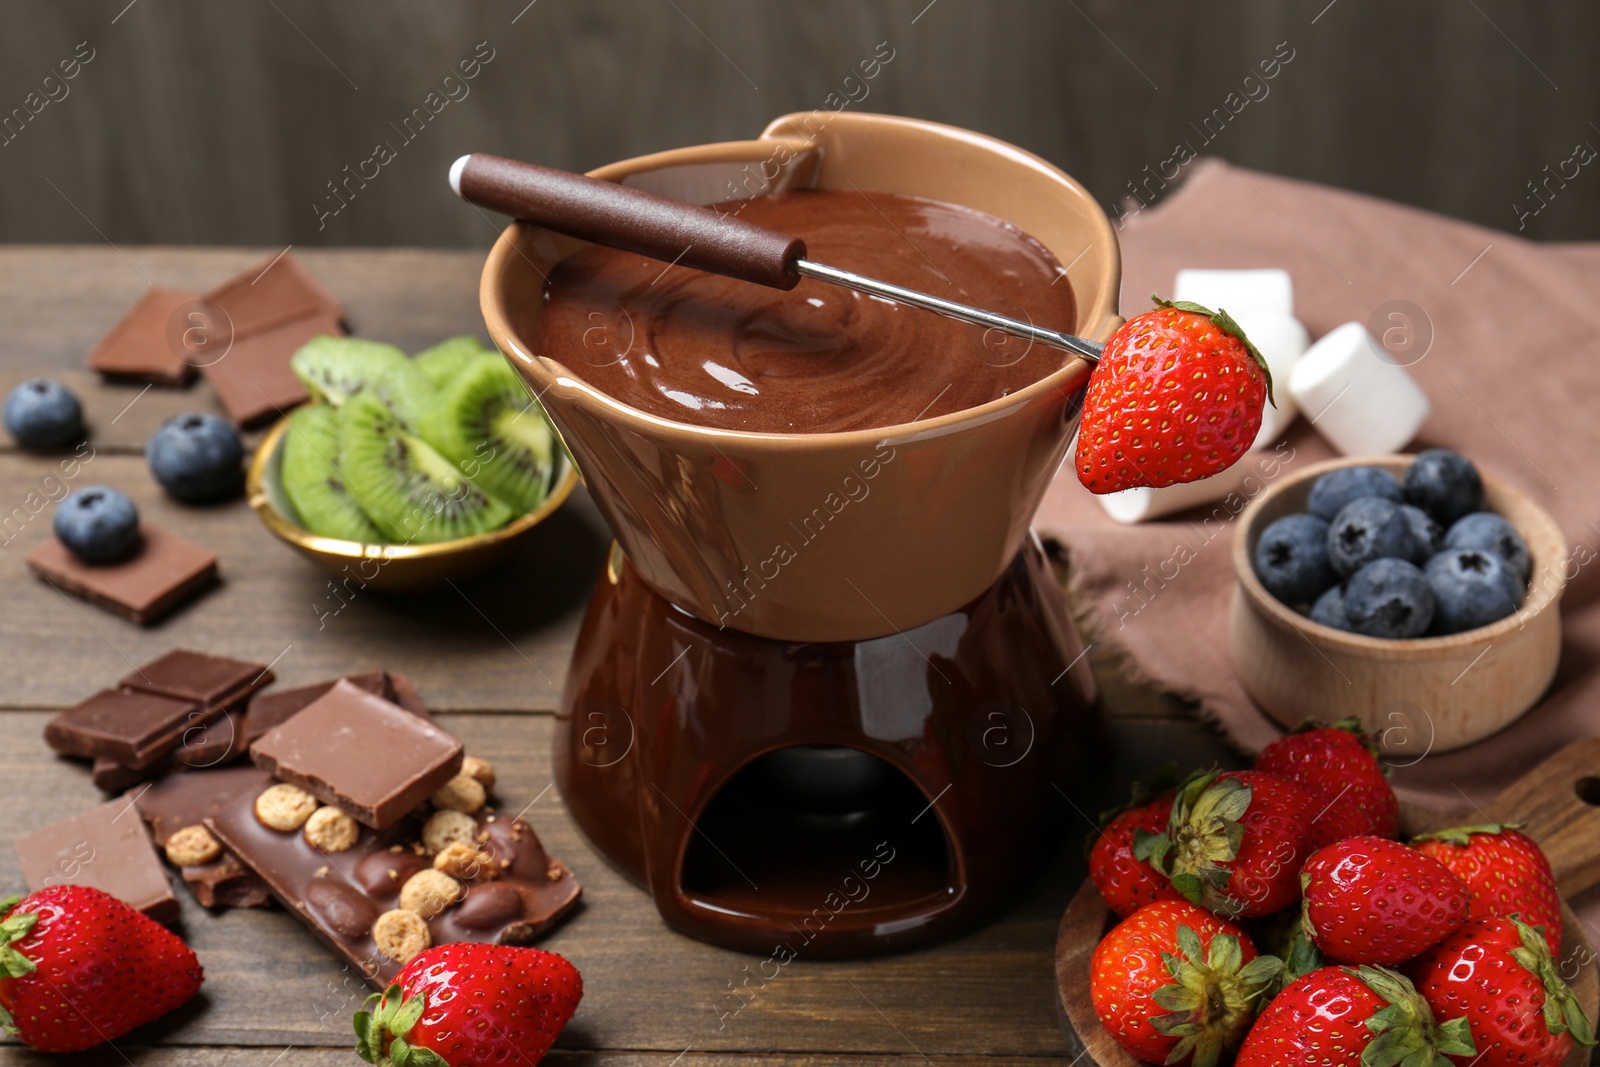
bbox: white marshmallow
[1232,309,1309,450]
[1173,269,1294,319]
[1097,461,1263,524]
[1289,322,1431,456]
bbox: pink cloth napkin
[1034,159,1600,919]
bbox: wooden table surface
[0,246,1241,1067]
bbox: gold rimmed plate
[246,413,578,592]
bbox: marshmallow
[1233,309,1309,450]
[1289,322,1431,456]
[1173,269,1294,319]
[1098,461,1262,524]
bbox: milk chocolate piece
[244,671,390,745]
[208,795,580,987]
[15,798,179,923]
[199,311,341,427]
[86,287,202,386]
[386,673,435,723]
[44,688,210,770]
[203,252,342,340]
[122,648,273,711]
[27,524,218,625]
[134,765,274,909]
[250,680,462,828]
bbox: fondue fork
[450,153,1104,362]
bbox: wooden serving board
[1056,739,1600,1067]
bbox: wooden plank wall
[0,0,1597,247]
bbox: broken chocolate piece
[15,797,179,923]
[86,287,203,386]
[27,523,218,625]
[88,710,247,793]
[121,648,273,711]
[134,764,275,909]
[244,671,389,745]
[203,252,342,340]
[44,688,211,771]
[250,680,462,829]
[199,312,341,427]
[386,673,435,723]
[208,795,580,988]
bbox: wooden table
[0,247,1241,1067]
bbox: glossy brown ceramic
[479,112,1122,642]
[557,538,1102,956]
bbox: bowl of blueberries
[1231,449,1565,753]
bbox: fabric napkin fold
[1035,159,1600,920]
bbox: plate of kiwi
[246,334,578,591]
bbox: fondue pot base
[554,536,1105,956]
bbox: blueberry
[1426,548,1524,634]
[1307,466,1402,521]
[1344,558,1435,639]
[1327,497,1427,577]
[1309,584,1350,631]
[1399,504,1443,558]
[4,378,83,449]
[147,413,243,503]
[1254,514,1335,607]
[53,486,140,563]
[1404,449,1482,526]
[1445,512,1531,584]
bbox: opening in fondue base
[531,189,1076,434]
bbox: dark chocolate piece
[250,680,462,829]
[26,524,218,625]
[92,756,148,794]
[208,794,580,988]
[203,252,342,340]
[121,648,273,712]
[15,798,179,923]
[44,688,211,771]
[199,311,340,427]
[134,765,274,909]
[86,287,203,386]
[244,671,389,745]
[386,673,436,724]
[89,711,248,793]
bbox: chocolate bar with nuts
[207,760,580,988]
[133,764,275,909]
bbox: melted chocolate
[533,189,1074,433]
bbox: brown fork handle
[454,153,807,291]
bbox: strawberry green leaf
[390,1035,412,1067]
[1411,823,1520,847]
[1509,916,1598,1046]
[0,1002,14,1038]
[1150,294,1275,408]
[388,991,426,1039]
[406,1047,450,1067]
[353,1011,378,1065]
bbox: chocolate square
[121,649,273,711]
[15,798,179,923]
[86,287,203,386]
[250,680,462,829]
[44,688,210,771]
[89,710,248,793]
[244,671,389,746]
[203,252,342,340]
[199,311,341,427]
[135,764,274,909]
[27,524,218,625]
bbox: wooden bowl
[1056,739,1600,1067]
[1231,455,1566,754]
[246,413,579,593]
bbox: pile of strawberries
[1087,721,1595,1066]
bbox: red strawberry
[355,942,581,1067]
[1089,898,1280,1065]
[1091,788,1184,918]
[1236,964,1475,1066]
[1413,823,1564,955]
[1301,836,1469,965]
[0,885,203,1053]
[1075,295,1272,494]
[1140,769,1319,917]
[1406,916,1596,1067]
[1255,719,1399,849]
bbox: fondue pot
[477,112,1120,955]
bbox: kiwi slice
[338,389,512,544]
[290,336,411,407]
[418,356,554,514]
[281,405,383,542]
[364,357,437,430]
[414,335,497,389]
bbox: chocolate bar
[90,710,248,792]
[203,252,342,340]
[45,689,210,771]
[15,798,179,923]
[244,670,389,745]
[134,765,274,909]
[26,523,218,625]
[86,287,203,386]
[199,312,339,427]
[121,648,273,710]
[250,680,462,829]
[208,792,580,987]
